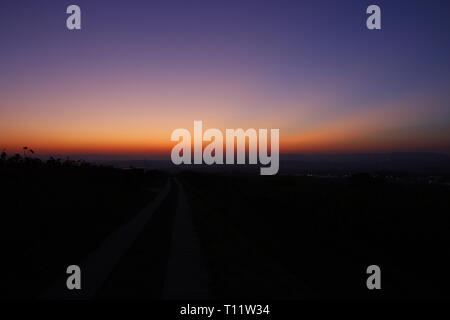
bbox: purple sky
[1,0,450,157]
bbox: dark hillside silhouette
[2,151,450,299]
[0,152,167,298]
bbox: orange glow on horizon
[2,76,450,156]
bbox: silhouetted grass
[181,170,450,299]
[0,152,167,298]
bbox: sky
[1,0,450,158]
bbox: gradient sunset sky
[1,0,450,158]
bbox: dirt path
[163,178,211,299]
